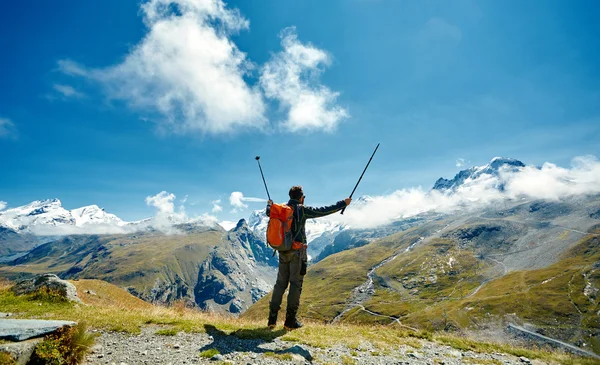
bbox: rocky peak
[235,219,248,231]
[433,157,525,192]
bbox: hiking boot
[267,311,278,329]
[284,315,303,330]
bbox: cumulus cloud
[0,201,7,211]
[52,84,85,99]
[229,191,266,212]
[0,118,17,138]
[260,27,349,132]
[503,156,600,200]
[145,190,187,229]
[59,0,265,135]
[212,199,223,213]
[334,156,600,229]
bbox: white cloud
[334,156,600,229]
[219,220,237,231]
[260,27,349,132]
[503,156,600,200]
[212,199,223,213]
[146,191,177,214]
[53,84,85,99]
[0,201,7,211]
[456,158,467,167]
[229,191,266,212]
[59,0,265,135]
[145,190,187,228]
[0,118,17,138]
[57,59,89,77]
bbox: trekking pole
[340,143,380,215]
[255,156,271,201]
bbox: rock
[286,345,313,361]
[229,298,244,313]
[0,313,12,317]
[408,352,422,359]
[447,349,462,357]
[0,338,43,365]
[11,274,83,303]
[212,354,224,361]
[0,319,77,341]
[84,289,97,295]
[519,356,531,363]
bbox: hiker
[266,185,351,330]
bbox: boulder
[0,337,43,365]
[0,319,77,341]
[11,274,82,303]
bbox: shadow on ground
[198,324,313,361]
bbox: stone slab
[0,338,43,365]
[0,319,76,341]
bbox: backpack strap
[291,204,303,244]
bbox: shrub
[30,287,69,303]
[0,351,16,365]
[30,323,97,365]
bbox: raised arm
[303,199,351,219]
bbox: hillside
[0,278,596,364]
[243,195,600,354]
[0,221,278,314]
[0,226,38,258]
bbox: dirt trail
[331,247,407,323]
[332,224,451,324]
[464,257,508,299]
[508,323,600,360]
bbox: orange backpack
[266,203,295,252]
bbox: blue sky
[1,0,599,222]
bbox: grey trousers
[269,250,305,316]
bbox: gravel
[84,326,555,365]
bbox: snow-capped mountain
[0,199,126,233]
[71,204,125,226]
[433,157,525,192]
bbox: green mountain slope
[0,221,278,314]
[244,197,600,353]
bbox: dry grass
[264,352,293,361]
[0,278,13,291]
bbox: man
[266,185,351,330]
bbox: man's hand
[267,200,273,205]
[344,198,352,206]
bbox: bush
[0,351,16,365]
[30,287,69,303]
[30,323,97,365]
